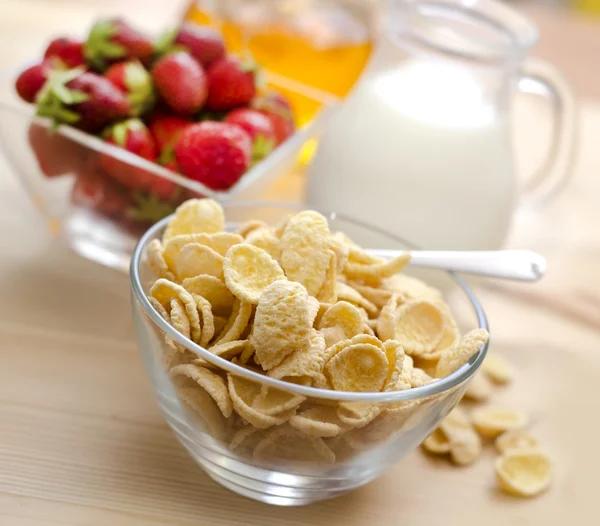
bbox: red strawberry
[175,121,251,190]
[148,112,192,153]
[71,161,131,218]
[28,123,88,177]
[104,60,155,116]
[152,52,207,115]
[253,92,295,145]
[84,19,154,71]
[224,108,276,160]
[206,57,257,111]
[15,59,60,103]
[173,23,225,67]
[100,118,157,189]
[35,69,130,132]
[44,37,85,68]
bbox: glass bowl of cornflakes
[130,200,489,506]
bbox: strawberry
[15,59,61,103]
[206,57,257,111]
[71,161,131,218]
[253,92,295,145]
[104,60,155,116]
[152,52,207,115]
[157,22,225,67]
[100,118,157,189]
[175,121,251,190]
[224,108,276,160]
[84,18,154,71]
[35,69,130,132]
[148,112,192,156]
[44,37,85,68]
[28,123,88,178]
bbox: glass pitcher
[306,0,577,250]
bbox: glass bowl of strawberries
[0,18,335,271]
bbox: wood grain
[0,1,599,524]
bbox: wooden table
[1,1,598,524]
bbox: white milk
[306,60,517,250]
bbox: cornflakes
[227,374,296,429]
[471,407,529,438]
[495,449,552,497]
[435,329,490,378]
[150,279,201,343]
[464,373,493,402]
[290,405,347,437]
[163,198,224,243]
[172,243,224,281]
[495,430,539,454]
[253,425,335,464]
[147,239,175,281]
[318,301,364,340]
[223,243,285,304]
[251,281,313,370]
[170,364,233,418]
[213,299,253,345]
[482,354,514,385]
[182,274,235,316]
[280,211,332,296]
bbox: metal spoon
[367,249,547,282]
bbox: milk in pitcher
[307,59,518,250]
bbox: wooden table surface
[0,1,598,525]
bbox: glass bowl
[130,202,489,506]
[0,74,336,273]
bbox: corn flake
[163,198,224,243]
[495,449,552,497]
[325,342,388,393]
[150,279,201,343]
[147,239,175,281]
[169,299,191,340]
[482,354,514,385]
[236,219,267,238]
[245,227,281,260]
[252,385,305,416]
[318,301,364,340]
[464,373,493,402]
[227,374,295,429]
[213,299,253,345]
[170,364,233,418]
[316,250,338,303]
[280,210,332,296]
[343,253,411,285]
[190,293,215,347]
[422,428,452,454]
[268,330,328,387]
[337,401,381,428]
[182,274,235,316]
[174,379,227,439]
[253,425,335,464]
[472,407,529,438]
[223,243,285,304]
[251,281,313,371]
[435,328,490,378]
[172,243,224,281]
[495,430,540,454]
[290,405,347,437]
[335,282,378,317]
[390,300,445,357]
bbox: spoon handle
[367,249,547,282]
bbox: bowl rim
[130,201,490,402]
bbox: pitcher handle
[518,58,578,207]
